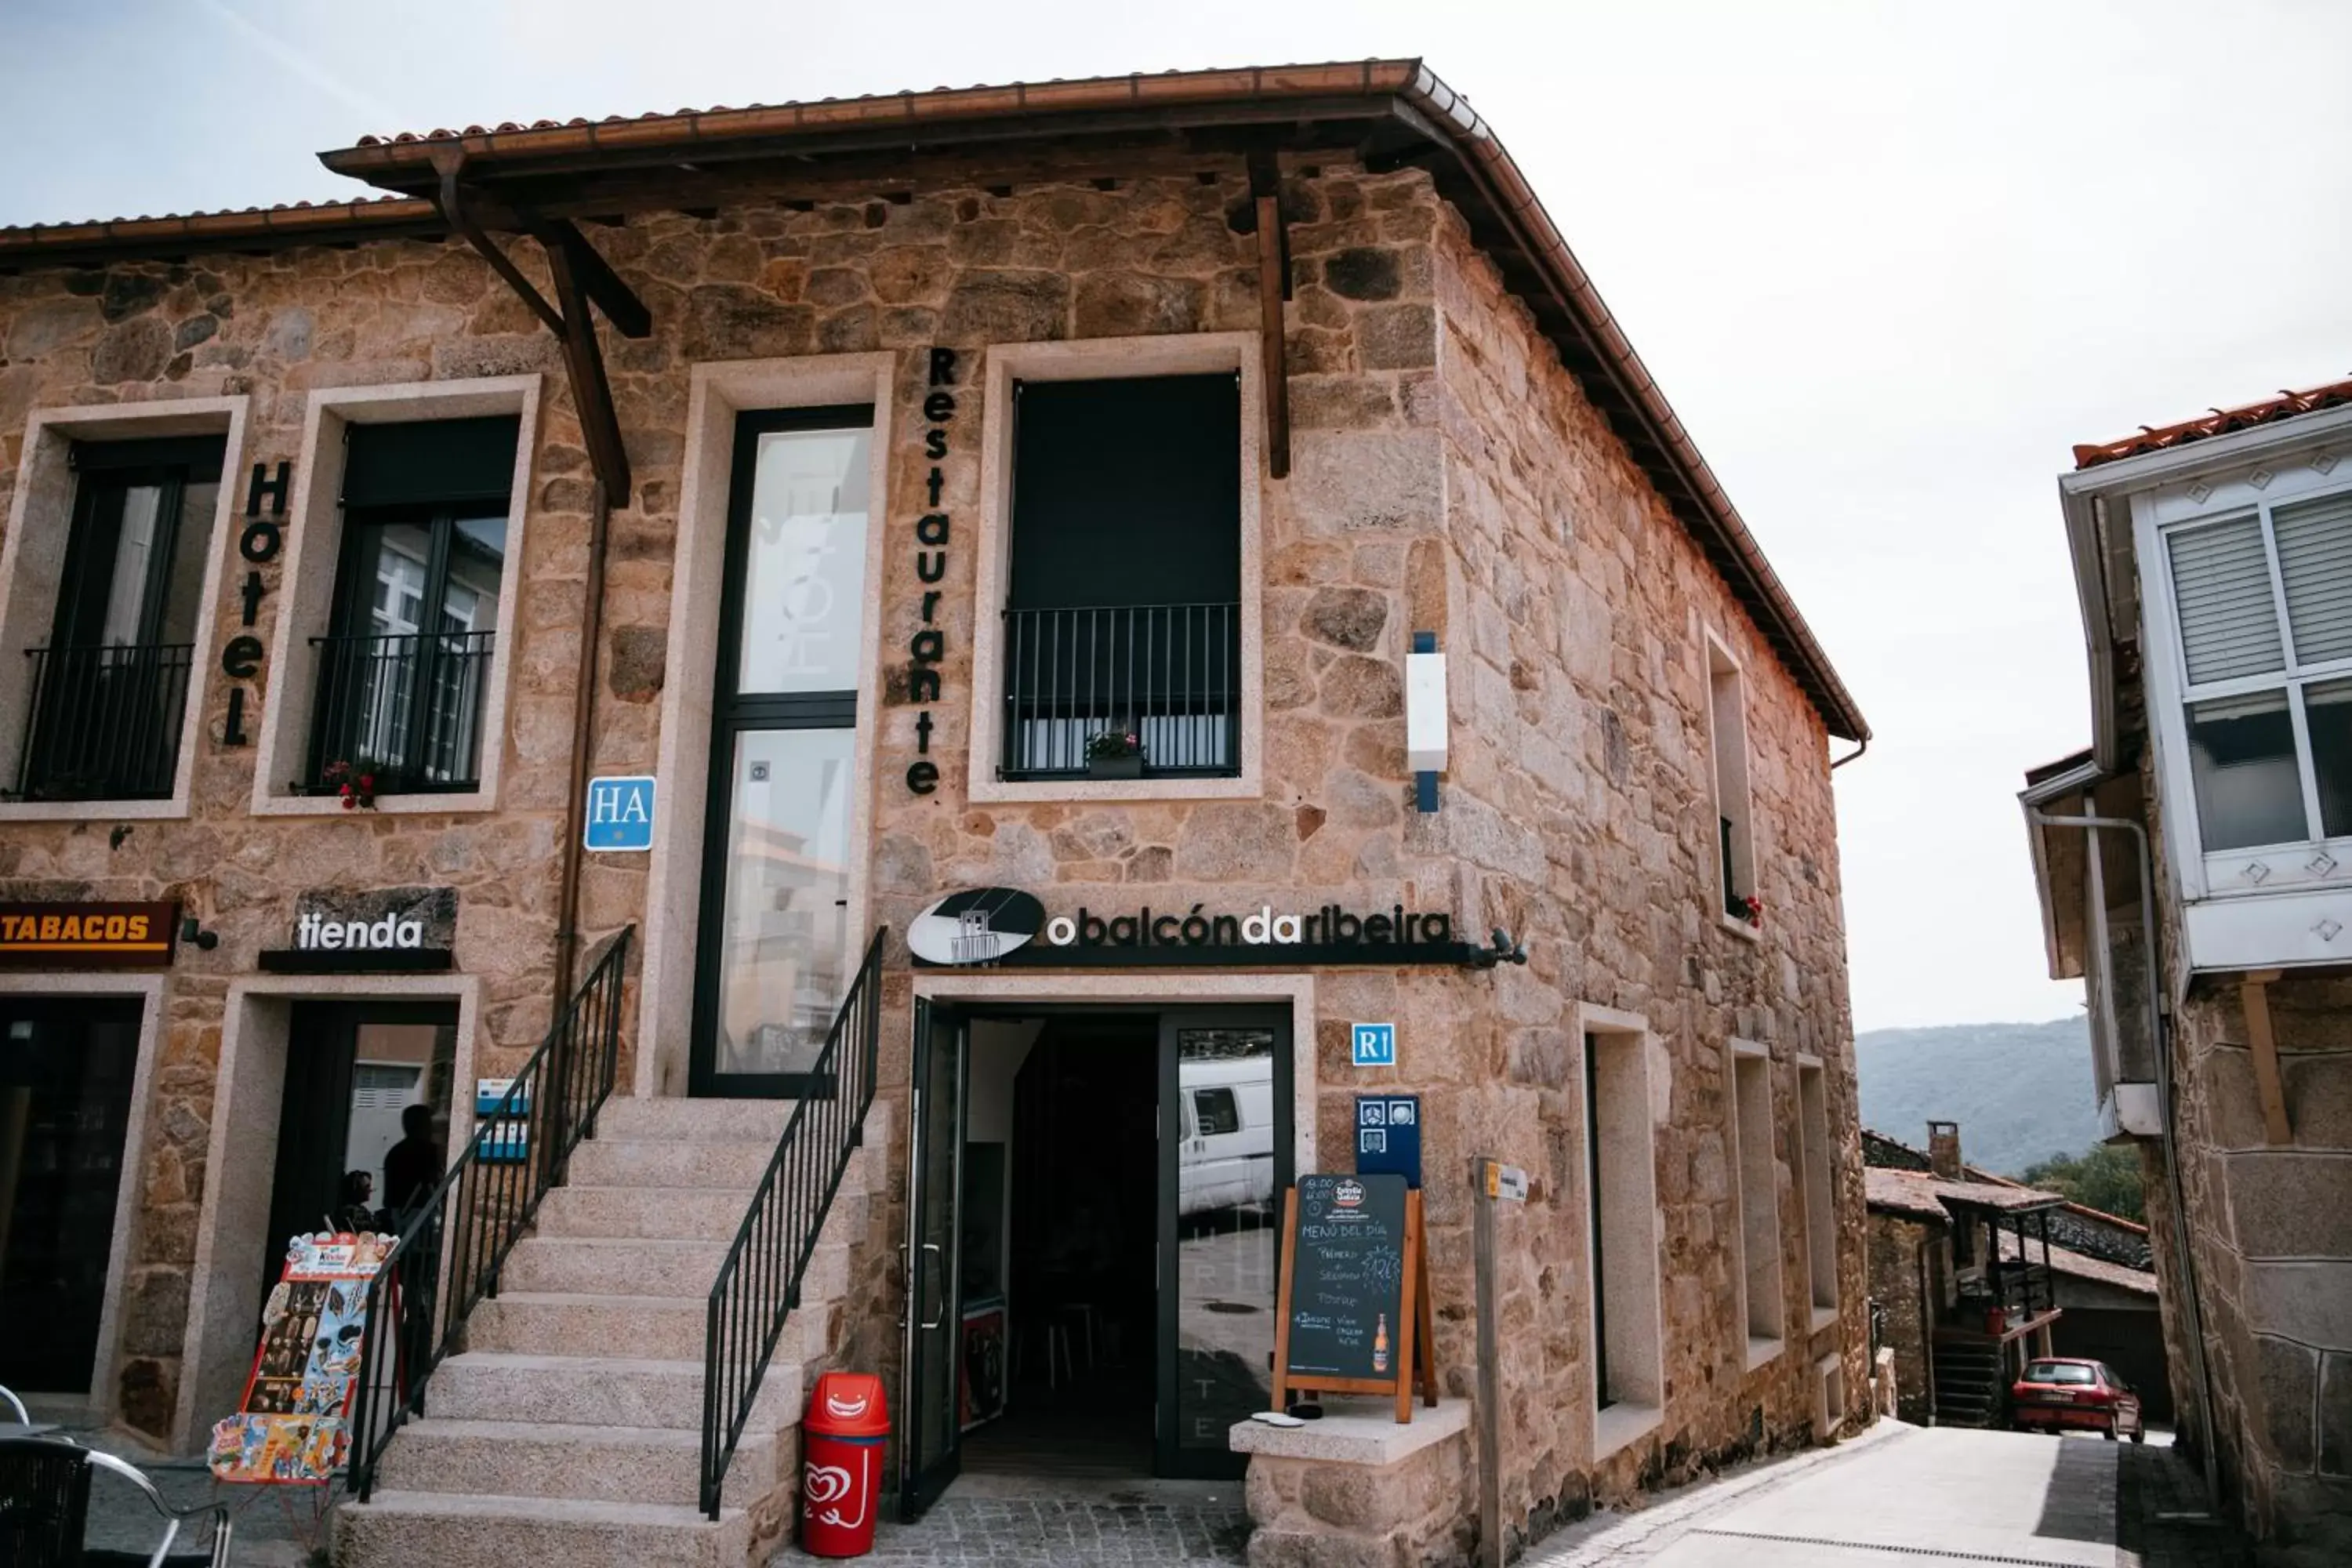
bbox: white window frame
[1703,630,1759,942]
[1795,1052,1839,1331]
[1577,1004,1664,1461]
[967,333,1265,804]
[1726,1036,1784,1369]
[0,397,247,821]
[2138,467,2352,900]
[249,376,539,816]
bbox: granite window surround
[248,376,539,817]
[0,397,247,822]
[967,332,1266,804]
[1577,1003,1666,1461]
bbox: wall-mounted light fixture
[1406,630,1446,813]
[180,916,219,952]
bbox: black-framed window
[1000,374,1242,780]
[307,417,515,793]
[13,435,222,801]
[691,405,874,1094]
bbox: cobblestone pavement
[2118,1439,2254,1568]
[771,1473,1251,1566]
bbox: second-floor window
[999,373,1241,781]
[2164,488,2352,852]
[15,436,222,801]
[309,417,514,795]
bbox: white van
[1176,1055,1275,1216]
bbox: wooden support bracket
[430,149,646,506]
[1248,151,1291,481]
[2238,970,2294,1146]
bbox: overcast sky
[5,2,2349,1030]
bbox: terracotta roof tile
[2074,375,2352,470]
[1866,1165,2066,1218]
[1996,1230,2155,1295]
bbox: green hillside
[1855,1016,2102,1177]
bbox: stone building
[1862,1125,2163,1429]
[0,60,1871,1566]
[2023,379,2352,1563]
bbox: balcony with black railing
[1000,602,1240,780]
[306,630,494,794]
[13,643,194,801]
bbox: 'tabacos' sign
[584,775,656,851]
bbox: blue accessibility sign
[583,775,656,851]
[1351,1022,1396,1068]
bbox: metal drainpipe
[551,477,612,1005]
[2027,808,2220,1510]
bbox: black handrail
[700,927,887,1519]
[306,629,495,793]
[15,643,194,800]
[1000,602,1240,779]
[346,925,634,1502]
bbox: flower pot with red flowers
[321,758,382,811]
[1740,895,1762,928]
[1084,729,1145,780]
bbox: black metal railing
[347,925,633,1502]
[14,644,193,800]
[701,927,887,1519]
[307,630,494,793]
[1001,603,1240,779]
[1720,817,1743,918]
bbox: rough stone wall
[1419,194,1868,1543]
[1867,1211,1937,1426]
[2161,975,2352,1558]
[0,242,604,1435]
[0,147,1867,1544]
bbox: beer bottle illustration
[1372,1313,1390,1374]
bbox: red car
[2011,1357,2145,1442]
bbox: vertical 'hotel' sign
[220,459,290,746]
[905,347,957,794]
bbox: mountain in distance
[1855,1015,2102,1178]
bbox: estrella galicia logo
[907,888,1046,966]
[1334,1178,1367,1210]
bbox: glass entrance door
[900,999,967,1519]
[691,407,874,1097]
[0,996,140,1393]
[1156,1009,1290,1478]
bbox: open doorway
[964,1015,1156,1476]
[260,1002,456,1301]
[902,1003,1289,1515]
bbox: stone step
[535,1182,871,1243]
[376,1417,789,1506]
[430,1352,804,1432]
[503,1235,851,1301]
[592,1097,797,1145]
[469,1291,836,1363]
[567,1138,782,1190]
[335,1490,753,1568]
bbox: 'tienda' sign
[295,911,426,952]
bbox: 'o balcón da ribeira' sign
[906,887,1473,968]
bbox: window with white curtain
[2166,488,2352,851]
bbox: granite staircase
[334,1094,893,1568]
[1931,1338,2008,1429]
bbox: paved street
[1528,1422,2251,1568]
[771,1472,1250,1566]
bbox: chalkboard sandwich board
[1272,1173,1439,1421]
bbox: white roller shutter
[2169,517,2284,685]
[2274,492,2352,668]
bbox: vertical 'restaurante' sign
[906,347,956,794]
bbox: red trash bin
[800,1371,889,1557]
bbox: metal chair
[0,1436,232,1567]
